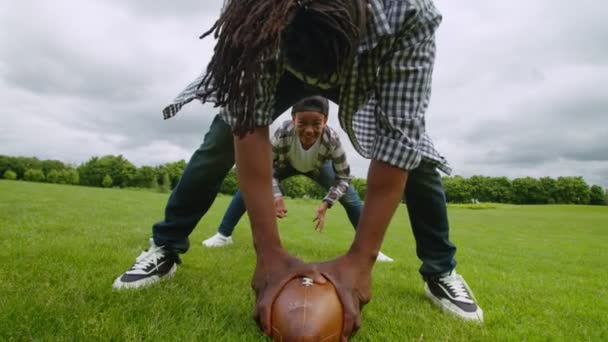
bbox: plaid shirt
[272,120,351,207]
[163,0,451,174]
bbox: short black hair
[291,96,330,117]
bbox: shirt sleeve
[323,131,352,207]
[220,61,281,128]
[271,127,284,198]
[372,12,441,171]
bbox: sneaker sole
[112,263,177,290]
[376,256,394,262]
[424,283,484,322]
[201,240,234,248]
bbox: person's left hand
[313,201,329,232]
[315,253,373,341]
[274,196,288,218]
[251,248,325,336]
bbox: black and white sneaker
[424,270,484,322]
[112,239,180,290]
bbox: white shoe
[202,232,234,247]
[376,251,394,262]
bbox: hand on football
[251,249,325,336]
[316,254,373,341]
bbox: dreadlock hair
[198,0,367,136]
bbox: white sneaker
[202,232,234,247]
[376,251,394,262]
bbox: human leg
[405,161,482,321]
[153,115,236,254]
[113,116,235,289]
[202,191,246,247]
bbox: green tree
[220,168,239,195]
[554,177,591,204]
[351,178,367,200]
[58,169,79,185]
[539,177,557,204]
[0,155,12,178]
[2,157,42,179]
[589,185,607,205]
[511,177,546,204]
[160,172,171,193]
[3,169,17,180]
[132,166,158,188]
[468,175,490,202]
[157,160,187,189]
[41,160,67,176]
[78,155,136,188]
[46,169,60,183]
[24,168,45,182]
[102,174,113,188]
[442,176,473,203]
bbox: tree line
[1,155,606,205]
[0,155,185,192]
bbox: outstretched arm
[234,127,282,255]
[234,127,325,336]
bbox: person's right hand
[273,196,288,218]
[251,248,326,336]
[315,253,374,341]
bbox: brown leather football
[271,276,343,342]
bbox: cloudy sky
[1,0,607,187]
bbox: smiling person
[202,96,394,262]
[113,0,483,339]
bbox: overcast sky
[1,0,607,187]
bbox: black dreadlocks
[198,0,367,136]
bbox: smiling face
[292,111,328,149]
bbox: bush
[351,178,367,200]
[159,172,171,193]
[220,169,239,195]
[281,176,311,198]
[589,185,607,205]
[57,169,79,185]
[23,169,45,182]
[102,174,113,188]
[3,169,17,180]
[46,169,60,183]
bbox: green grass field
[1,180,607,341]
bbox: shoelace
[439,272,474,304]
[131,245,165,271]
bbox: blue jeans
[152,73,456,278]
[217,162,363,237]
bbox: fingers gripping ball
[271,276,343,342]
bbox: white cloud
[1,0,606,187]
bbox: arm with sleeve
[372,12,441,171]
[323,130,353,207]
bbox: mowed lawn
[1,180,607,341]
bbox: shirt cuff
[371,136,422,171]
